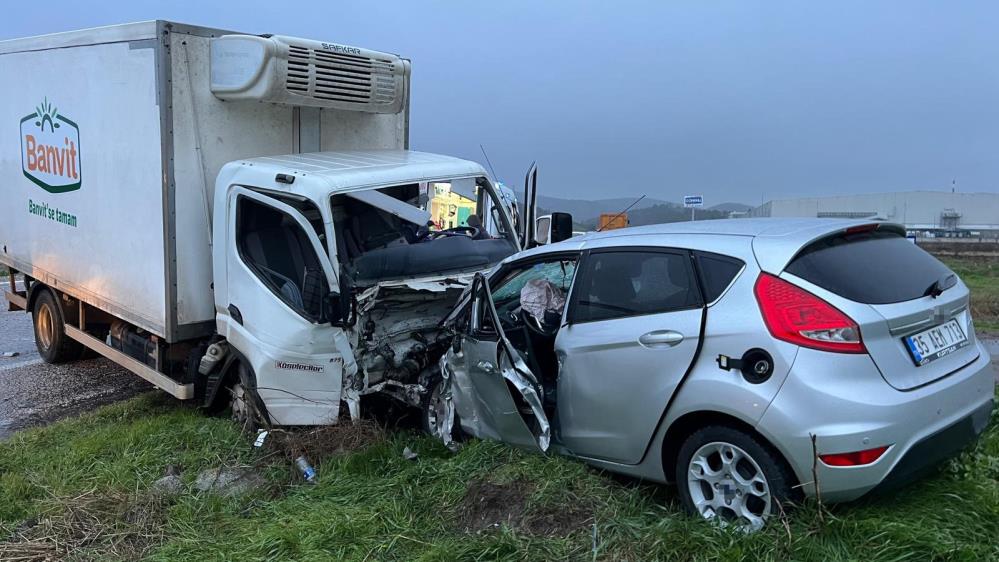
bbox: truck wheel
[32,290,83,364]
[230,382,257,433]
[675,425,797,532]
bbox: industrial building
[749,191,999,236]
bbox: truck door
[554,248,705,464]
[221,187,354,425]
[443,273,552,451]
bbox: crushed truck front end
[209,150,522,426]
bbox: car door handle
[639,330,684,348]
[477,360,497,373]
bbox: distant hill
[528,196,748,229]
[590,203,728,229]
[709,202,753,213]
[534,196,668,221]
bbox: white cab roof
[233,150,488,194]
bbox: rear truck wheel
[676,425,797,532]
[32,290,83,364]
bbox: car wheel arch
[660,410,798,488]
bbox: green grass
[1,393,998,561]
[942,256,999,332]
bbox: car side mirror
[548,212,573,244]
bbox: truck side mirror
[533,212,573,246]
[534,216,552,245]
[548,212,574,244]
[325,291,356,328]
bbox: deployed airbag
[520,279,566,323]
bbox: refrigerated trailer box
[0,21,409,345]
[0,22,557,425]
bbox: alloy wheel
[687,441,772,531]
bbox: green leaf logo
[33,97,61,132]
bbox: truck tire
[32,290,84,364]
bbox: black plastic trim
[868,399,993,497]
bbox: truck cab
[212,150,532,424]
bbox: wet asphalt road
[0,281,151,440]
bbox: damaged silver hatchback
[433,219,995,530]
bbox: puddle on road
[0,420,11,441]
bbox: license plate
[904,319,970,366]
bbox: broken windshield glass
[331,177,517,283]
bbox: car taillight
[819,445,890,467]
[754,273,866,354]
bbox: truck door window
[571,251,701,323]
[270,194,328,255]
[236,196,329,322]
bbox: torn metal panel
[358,274,473,296]
[435,356,459,451]
[497,346,551,451]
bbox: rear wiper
[924,274,957,298]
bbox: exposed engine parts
[348,281,467,408]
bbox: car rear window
[694,252,744,303]
[785,230,952,304]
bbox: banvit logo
[20,98,81,194]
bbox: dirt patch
[265,419,385,468]
[522,504,595,537]
[0,491,169,562]
[460,480,534,533]
[458,479,594,537]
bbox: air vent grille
[286,44,400,109]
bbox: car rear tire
[32,290,83,364]
[675,425,797,531]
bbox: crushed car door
[443,273,551,451]
[222,187,356,426]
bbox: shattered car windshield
[331,177,518,283]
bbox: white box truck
[0,21,570,427]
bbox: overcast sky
[4,1,997,204]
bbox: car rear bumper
[757,342,996,503]
[868,398,993,496]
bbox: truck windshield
[331,176,517,283]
